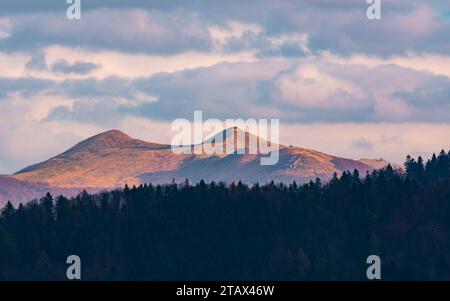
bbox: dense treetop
[1,151,450,280]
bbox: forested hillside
[1,151,450,280]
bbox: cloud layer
[1,0,450,173]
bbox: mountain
[11,128,391,194]
[0,175,99,207]
[14,130,179,188]
[201,126,276,153]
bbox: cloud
[0,91,102,174]
[10,45,256,81]
[0,52,29,78]
[1,2,450,57]
[393,78,450,109]
[1,9,213,55]
[221,29,309,58]
[4,57,450,125]
[0,17,11,39]
[51,59,101,75]
[270,63,372,110]
[25,51,48,71]
[124,62,450,123]
[279,122,450,164]
[2,0,450,174]
[351,138,374,151]
[321,52,450,78]
[42,45,257,79]
[300,5,450,56]
[25,53,101,75]
[0,89,169,174]
[0,77,53,98]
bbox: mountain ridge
[11,127,395,191]
[15,130,170,175]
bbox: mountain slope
[139,145,374,185]
[13,128,389,189]
[0,175,98,207]
[14,130,184,188]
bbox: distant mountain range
[1,127,397,206]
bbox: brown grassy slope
[14,130,189,188]
[13,128,388,188]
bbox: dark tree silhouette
[1,151,450,280]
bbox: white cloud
[273,63,370,110]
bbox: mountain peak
[14,129,170,176]
[13,127,386,189]
[98,129,131,139]
[203,126,279,153]
[63,130,170,155]
[85,129,142,145]
[219,126,257,139]
[63,130,137,154]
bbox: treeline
[1,151,450,280]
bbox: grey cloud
[1,1,450,57]
[51,59,101,75]
[351,138,374,151]
[44,61,290,123]
[56,76,133,99]
[392,77,450,108]
[120,62,450,123]
[0,77,53,98]
[4,60,450,124]
[223,31,306,58]
[224,31,271,53]
[1,9,213,54]
[0,0,187,14]
[45,99,124,127]
[25,52,48,71]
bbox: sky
[1,0,450,173]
